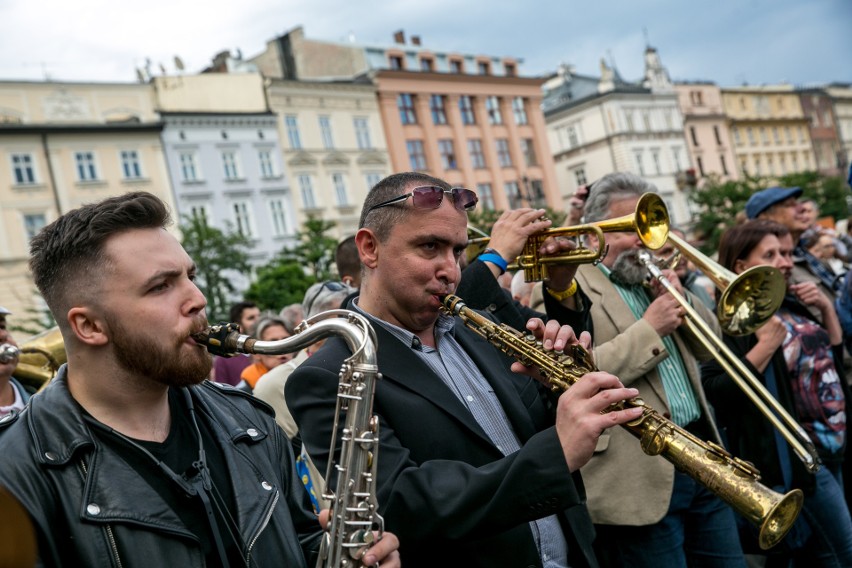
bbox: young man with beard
[571,172,746,567]
[0,192,399,568]
[286,171,646,568]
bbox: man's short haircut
[29,191,170,327]
[358,172,451,242]
[335,235,360,280]
[583,172,658,224]
[229,301,258,325]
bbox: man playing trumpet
[572,172,745,567]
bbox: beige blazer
[574,264,723,526]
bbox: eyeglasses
[304,281,349,317]
[366,185,478,215]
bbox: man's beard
[106,313,212,388]
[609,249,649,287]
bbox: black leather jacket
[0,367,322,567]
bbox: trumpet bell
[719,265,787,336]
[633,193,670,250]
[15,326,65,391]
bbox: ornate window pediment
[287,152,318,167]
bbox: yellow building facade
[722,86,817,179]
[0,81,174,327]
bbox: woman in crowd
[239,316,294,390]
[702,219,852,566]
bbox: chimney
[393,30,405,45]
[411,35,421,46]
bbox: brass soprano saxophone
[193,310,384,567]
[441,294,803,551]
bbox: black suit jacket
[286,309,598,568]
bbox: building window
[189,203,211,224]
[120,150,142,179]
[319,115,334,149]
[430,95,448,125]
[259,150,275,178]
[504,62,516,77]
[75,151,98,181]
[767,155,775,175]
[332,173,348,206]
[760,127,768,145]
[438,139,457,169]
[180,152,200,182]
[714,126,723,146]
[696,156,705,177]
[797,126,805,143]
[565,125,580,149]
[624,111,635,132]
[740,159,748,175]
[652,150,662,175]
[222,151,240,180]
[477,61,490,75]
[754,156,762,175]
[449,59,463,73]
[634,150,645,176]
[268,198,289,237]
[733,127,742,146]
[406,140,427,170]
[495,138,512,167]
[11,153,35,184]
[459,96,476,125]
[468,139,486,169]
[389,55,403,70]
[298,175,317,208]
[23,213,46,241]
[574,168,587,187]
[512,97,528,125]
[690,127,699,147]
[365,172,382,190]
[285,115,302,149]
[527,179,545,207]
[690,91,704,106]
[486,96,502,125]
[476,183,495,210]
[420,58,434,72]
[772,127,780,145]
[504,181,523,209]
[747,127,755,146]
[665,111,673,131]
[232,201,255,238]
[354,117,372,149]
[785,126,793,144]
[720,154,729,175]
[672,147,682,172]
[520,138,537,167]
[642,112,652,131]
[398,94,417,125]
[791,153,799,171]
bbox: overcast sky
[0,0,849,87]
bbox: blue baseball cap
[745,186,803,219]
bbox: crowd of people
[0,169,850,568]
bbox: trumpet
[193,310,384,567]
[468,193,670,282]
[1,327,65,392]
[441,293,803,550]
[638,251,821,473]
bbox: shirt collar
[352,299,456,350]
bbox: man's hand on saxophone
[318,509,401,567]
[510,317,644,473]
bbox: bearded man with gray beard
[569,173,747,568]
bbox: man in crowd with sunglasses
[286,171,645,568]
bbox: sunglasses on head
[304,281,349,317]
[366,185,478,215]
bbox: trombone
[468,193,670,282]
[638,251,821,472]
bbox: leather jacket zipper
[78,458,124,568]
[245,490,279,566]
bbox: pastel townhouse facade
[0,80,173,321]
[543,49,694,225]
[674,82,739,182]
[721,86,817,179]
[154,73,296,285]
[798,88,845,177]
[265,78,391,239]
[251,27,559,213]
[826,84,852,176]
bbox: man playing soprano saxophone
[286,172,644,568]
[0,192,400,567]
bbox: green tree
[179,213,252,321]
[9,296,56,336]
[245,215,338,311]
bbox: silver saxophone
[192,309,384,567]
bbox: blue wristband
[479,253,508,274]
